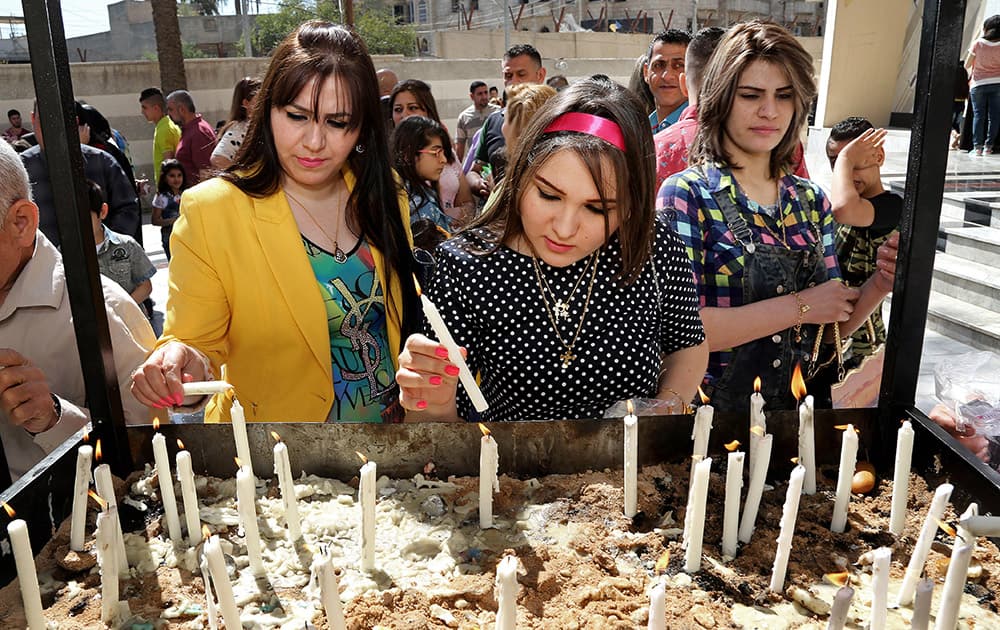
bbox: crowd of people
[8,15,994,480]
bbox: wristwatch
[26,394,61,437]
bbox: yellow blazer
[157,168,412,423]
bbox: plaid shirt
[657,163,841,380]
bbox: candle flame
[626,399,634,415]
[654,549,670,574]
[176,439,185,450]
[790,363,807,402]
[750,426,765,437]
[234,457,242,469]
[153,418,160,431]
[356,451,368,465]
[790,457,799,464]
[824,571,850,587]
[201,524,211,539]
[82,431,90,443]
[753,376,761,393]
[478,423,491,437]
[2,502,14,518]
[833,424,861,434]
[95,439,103,462]
[270,431,281,443]
[412,274,423,296]
[936,519,957,538]
[88,490,107,511]
[697,387,709,404]
[724,440,741,452]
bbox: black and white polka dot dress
[426,216,705,422]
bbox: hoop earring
[355,143,365,154]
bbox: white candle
[738,433,773,544]
[181,380,233,396]
[7,518,46,630]
[826,585,854,630]
[956,503,979,550]
[204,535,241,629]
[418,291,489,412]
[175,449,202,545]
[830,424,859,533]
[315,552,347,630]
[273,441,302,541]
[896,483,954,606]
[889,420,915,535]
[911,577,934,630]
[480,432,500,528]
[624,407,638,518]
[683,404,713,546]
[722,450,745,558]
[360,459,377,572]
[798,394,816,495]
[69,444,93,551]
[647,580,665,629]
[152,432,182,543]
[230,398,253,475]
[685,456,712,573]
[960,514,1000,537]
[495,554,518,630]
[769,464,805,592]
[935,543,973,630]
[870,546,891,630]
[749,389,766,474]
[199,550,218,630]
[93,463,128,572]
[95,509,120,625]
[235,465,265,576]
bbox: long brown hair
[689,20,816,179]
[217,76,261,140]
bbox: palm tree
[151,0,187,93]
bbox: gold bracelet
[791,291,810,343]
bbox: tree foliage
[252,0,416,56]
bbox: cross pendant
[560,350,576,369]
[554,300,570,321]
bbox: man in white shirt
[455,81,500,161]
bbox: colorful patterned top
[303,236,400,423]
[656,163,841,380]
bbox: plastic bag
[934,351,1000,437]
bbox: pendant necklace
[531,250,600,369]
[286,185,348,263]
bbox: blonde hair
[504,83,557,152]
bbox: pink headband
[542,112,626,152]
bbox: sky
[0,1,276,39]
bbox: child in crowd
[151,159,187,260]
[392,115,455,250]
[396,77,708,422]
[89,180,156,316]
[826,117,902,369]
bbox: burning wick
[724,440,741,451]
[271,431,282,443]
[2,502,14,519]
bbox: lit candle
[198,527,218,630]
[830,424,859,533]
[93,450,128,572]
[790,364,815,495]
[204,534,241,629]
[869,546,891,630]
[70,443,93,551]
[738,431,773,544]
[4,505,46,630]
[647,581,665,629]
[358,452,377,572]
[152,423,182,543]
[722,445,745,559]
[685,456,712,573]
[827,585,854,630]
[896,483,954,606]
[769,463,805,592]
[749,377,766,475]
[889,420,915,535]
[315,550,347,630]
[181,380,233,396]
[911,577,934,630]
[624,400,638,518]
[684,390,713,547]
[935,543,973,630]
[271,433,302,541]
[230,398,253,475]
[175,441,202,545]
[956,503,978,545]
[414,276,489,412]
[235,461,265,575]
[495,554,518,630]
[479,424,500,529]
[960,514,1000,537]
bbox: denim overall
[705,187,831,412]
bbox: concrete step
[932,252,1000,312]
[940,225,1000,267]
[899,291,1000,352]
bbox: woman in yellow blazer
[130,22,422,423]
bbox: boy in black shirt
[826,116,903,368]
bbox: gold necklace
[531,251,600,369]
[534,252,594,321]
[285,186,348,263]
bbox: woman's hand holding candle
[130,341,212,409]
[396,333,467,421]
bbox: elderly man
[0,140,154,482]
[165,90,216,184]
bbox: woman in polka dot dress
[396,77,709,422]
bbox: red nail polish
[445,365,460,377]
[174,394,184,406]
[429,375,443,386]
[157,397,171,407]
[416,400,428,410]
[435,346,450,358]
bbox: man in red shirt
[165,90,216,184]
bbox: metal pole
[21,0,132,476]
[241,0,252,57]
[691,0,697,32]
[503,0,510,51]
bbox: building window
[418,0,428,23]
[452,0,460,12]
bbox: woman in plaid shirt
[657,21,896,412]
